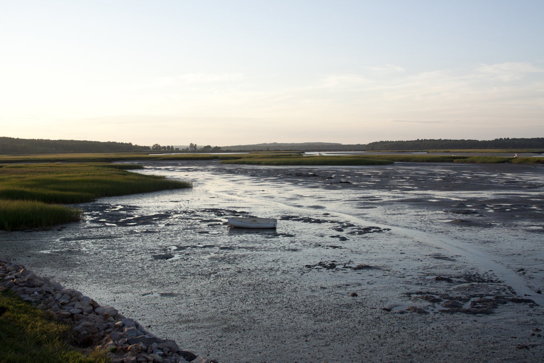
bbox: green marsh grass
[0,162,191,230]
[0,200,80,231]
[453,156,513,164]
[221,154,464,165]
[512,157,544,164]
[454,156,543,164]
[426,148,544,153]
[222,153,544,165]
[222,155,393,166]
[0,290,108,362]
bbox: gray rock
[127,336,162,347]
[110,331,124,342]
[58,294,71,305]
[122,318,137,328]
[149,354,164,362]
[125,327,143,338]
[96,305,118,318]
[65,288,83,299]
[192,357,214,363]
[159,340,179,353]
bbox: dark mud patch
[329,235,348,241]
[458,272,501,284]
[448,208,481,215]
[280,215,330,224]
[200,208,250,217]
[59,235,121,242]
[84,203,173,227]
[428,253,457,262]
[227,229,294,238]
[141,292,179,297]
[152,254,176,260]
[169,244,216,251]
[305,260,381,271]
[446,218,494,228]
[395,272,535,315]
[405,291,537,314]
[346,226,390,235]
[281,215,390,237]
[430,272,500,285]
[83,203,259,231]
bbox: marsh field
[1,156,544,362]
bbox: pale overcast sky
[1,0,543,146]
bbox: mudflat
[1,161,543,362]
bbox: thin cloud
[318,74,371,89]
[392,120,449,124]
[367,64,406,74]
[133,73,246,90]
[174,73,246,84]
[477,62,544,82]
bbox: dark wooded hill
[0,137,149,154]
[220,142,365,151]
[364,138,544,150]
[221,138,544,152]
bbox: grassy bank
[222,154,544,165]
[426,148,544,153]
[0,151,542,166]
[0,290,107,362]
[222,155,393,166]
[0,163,190,230]
[0,200,80,231]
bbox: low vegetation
[364,138,544,151]
[511,157,544,164]
[0,163,190,230]
[222,155,393,165]
[0,151,542,166]
[427,148,544,153]
[453,156,513,164]
[0,290,107,362]
[0,200,80,231]
[222,154,544,165]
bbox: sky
[1,0,543,146]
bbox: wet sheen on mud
[1,161,543,362]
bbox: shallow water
[1,161,543,362]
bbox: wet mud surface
[1,161,543,362]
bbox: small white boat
[227,217,277,229]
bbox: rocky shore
[0,260,214,363]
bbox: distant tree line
[2,136,542,155]
[0,137,150,154]
[364,138,544,150]
[150,143,222,153]
[221,142,366,152]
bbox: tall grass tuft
[0,200,80,231]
